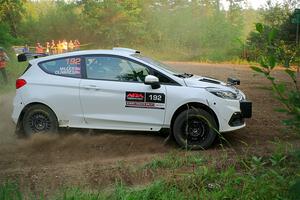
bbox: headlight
[206,87,241,100]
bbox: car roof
[30,48,138,64]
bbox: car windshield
[132,54,193,78]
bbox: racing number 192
[67,58,81,65]
[149,94,162,101]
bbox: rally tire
[22,105,58,137]
[173,108,217,150]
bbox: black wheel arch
[170,102,219,132]
[16,102,58,135]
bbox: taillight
[16,79,27,89]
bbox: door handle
[82,85,101,90]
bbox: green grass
[0,181,22,200]
[59,188,105,200]
[57,150,300,200]
[142,152,204,170]
[1,149,299,200]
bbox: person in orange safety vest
[35,43,44,54]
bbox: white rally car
[12,48,252,149]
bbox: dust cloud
[0,92,172,169]
[0,92,16,146]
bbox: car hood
[184,75,238,93]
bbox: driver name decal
[125,91,165,109]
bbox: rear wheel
[22,105,58,137]
[173,108,217,150]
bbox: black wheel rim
[182,116,209,145]
[28,112,51,133]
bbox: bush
[250,23,300,133]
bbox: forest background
[0,0,299,62]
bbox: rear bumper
[11,94,24,124]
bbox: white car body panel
[79,79,166,131]
[12,49,251,133]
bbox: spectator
[62,39,68,53]
[50,40,56,55]
[68,40,74,52]
[57,40,62,54]
[74,39,80,51]
[0,47,9,84]
[45,42,50,54]
[35,43,44,54]
[22,44,30,53]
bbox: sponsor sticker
[146,93,165,103]
[125,92,165,109]
[54,57,81,75]
[55,66,81,75]
[126,92,145,102]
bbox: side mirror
[144,75,160,89]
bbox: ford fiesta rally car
[12,48,252,149]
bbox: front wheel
[173,108,217,150]
[22,104,58,137]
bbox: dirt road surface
[0,62,299,196]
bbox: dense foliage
[0,0,299,61]
[0,0,24,47]
[251,23,300,133]
[0,0,273,60]
[246,1,299,63]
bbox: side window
[85,56,150,82]
[40,57,81,78]
[153,70,177,85]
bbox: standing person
[62,39,68,53]
[0,47,9,84]
[68,40,74,52]
[22,44,30,53]
[74,39,80,51]
[45,42,50,54]
[35,43,44,54]
[57,40,62,54]
[50,40,56,55]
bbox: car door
[79,55,167,131]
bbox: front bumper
[240,100,252,118]
[208,95,251,132]
[228,101,252,127]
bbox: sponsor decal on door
[125,92,165,109]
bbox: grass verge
[1,147,299,200]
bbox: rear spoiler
[17,53,48,62]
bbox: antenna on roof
[112,47,140,54]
